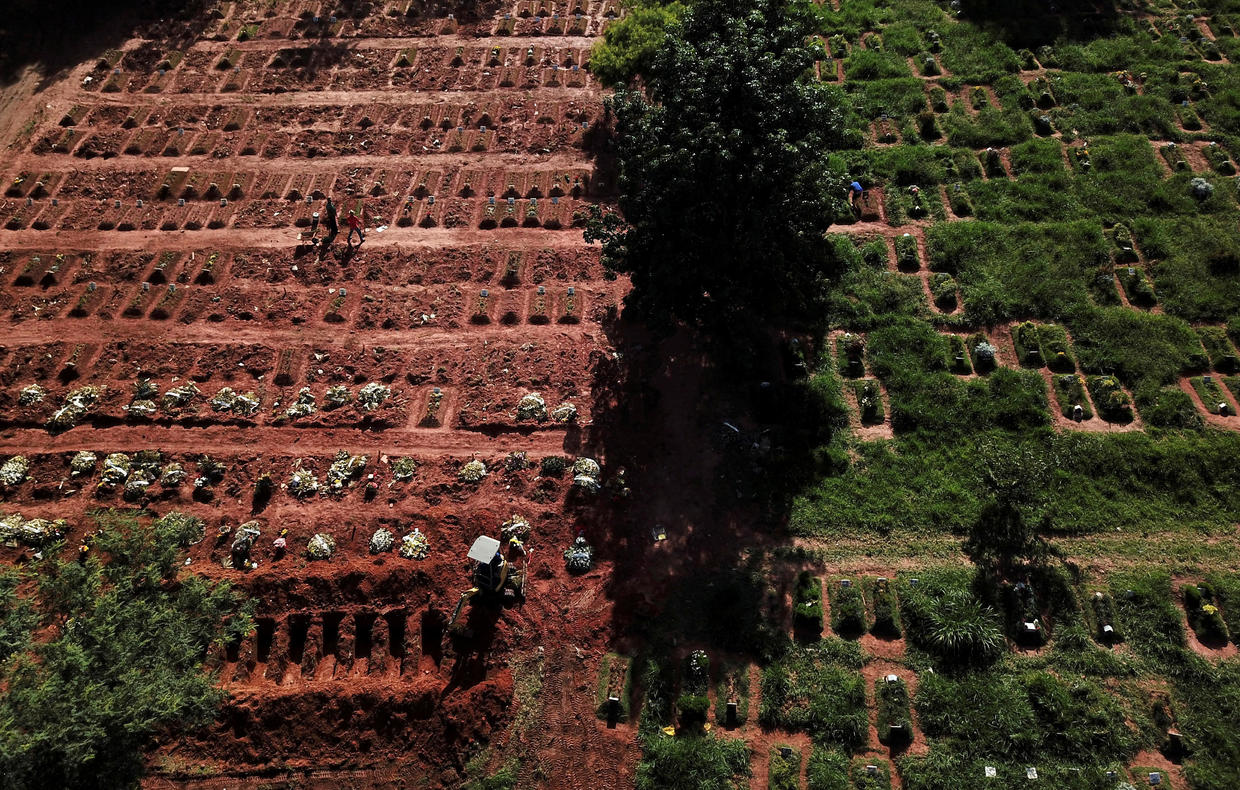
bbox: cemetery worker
[849,180,864,208]
[346,209,365,246]
[323,196,339,246]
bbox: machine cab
[467,536,506,593]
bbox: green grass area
[759,640,867,750]
[619,0,1240,787]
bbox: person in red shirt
[345,209,365,247]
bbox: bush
[901,572,1004,666]
[588,2,687,86]
[0,511,253,789]
[676,694,710,729]
[635,733,751,790]
[769,745,801,790]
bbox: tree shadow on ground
[579,308,845,677]
[0,0,216,89]
[958,0,1126,49]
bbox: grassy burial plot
[759,640,867,751]
[594,653,632,724]
[714,661,750,728]
[867,577,901,638]
[1189,375,1232,416]
[830,578,868,637]
[1183,581,1230,647]
[794,570,825,638]
[875,675,912,748]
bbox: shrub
[676,693,710,729]
[769,745,801,790]
[635,733,751,790]
[588,1,687,86]
[901,573,1004,666]
[0,511,252,788]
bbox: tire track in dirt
[0,423,573,456]
[16,150,597,171]
[0,227,602,249]
[523,645,626,790]
[0,319,599,347]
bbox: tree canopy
[0,511,252,789]
[586,0,853,335]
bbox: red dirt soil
[0,0,641,787]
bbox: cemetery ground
[2,0,1240,788]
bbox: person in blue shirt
[849,180,864,214]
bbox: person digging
[346,209,365,247]
[320,197,339,258]
[849,180,865,216]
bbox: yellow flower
[1203,604,1218,615]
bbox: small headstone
[1103,624,1114,635]
[780,747,793,759]
[114,200,121,209]
[841,579,851,588]
[537,286,545,295]
[507,197,515,205]
[866,765,878,777]
[489,196,496,205]
[1204,374,1213,383]
[136,200,143,208]
[305,196,313,204]
[480,289,488,298]
[142,282,150,292]
[1219,402,1229,415]
[428,195,435,205]
[567,286,575,296]
[1106,771,1118,780]
[885,674,898,684]
[178,198,185,206]
[1149,773,1162,786]
[25,197,32,206]
[910,578,919,586]
[1023,621,1039,633]
[1026,767,1038,780]
[985,766,997,778]
[1073,404,1084,421]
[220,198,227,207]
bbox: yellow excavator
[449,535,527,627]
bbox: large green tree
[586,0,853,334]
[0,511,252,789]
